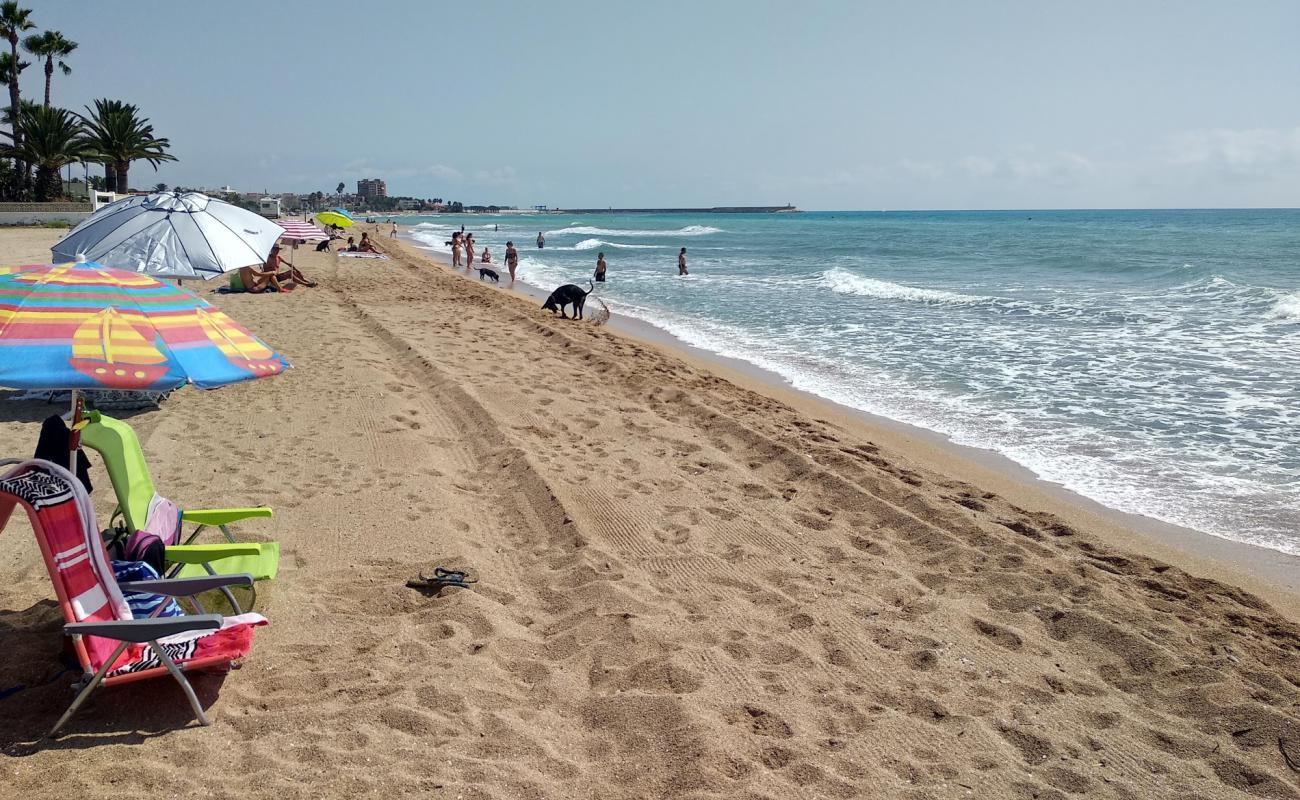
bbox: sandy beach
[2,223,1299,799]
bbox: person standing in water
[537,232,545,249]
[677,247,688,276]
[451,232,463,268]
[504,241,519,282]
[389,222,398,238]
[464,234,476,269]
[595,252,607,282]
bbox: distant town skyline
[33,1,1300,210]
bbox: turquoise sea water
[403,210,1300,555]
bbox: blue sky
[30,0,1300,209]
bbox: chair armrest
[164,543,263,564]
[118,573,254,596]
[65,615,222,643]
[181,507,272,525]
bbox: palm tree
[2,105,92,200]
[79,98,176,192]
[0,79,31,128]
[0,3,34,150]
[153,181,167,192]
[336,181,344,195]
[22,30,75,107]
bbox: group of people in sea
[445,224,691,285]
[451,227,519,282]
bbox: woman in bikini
[504,241,519,282]
[464,234,476,269]
[451,232,463,267]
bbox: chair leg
[183,524,207,545]
[47,640,128,738]
[218,524,237,544]
[151,639,210,726]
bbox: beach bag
[102,494,182,576]
[111,560,183,618]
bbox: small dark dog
[478,267,500,283]
[542,280,593,319]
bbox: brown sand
[2,224,1299,799]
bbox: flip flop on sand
[406,567,477,594]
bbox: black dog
[542,280,593,319]
[478,267,500,283]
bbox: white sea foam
[1266,291,1300,321]
[545,225,723,237]
[820,268,992,305]
[565,238,665,251]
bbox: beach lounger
[78,412,279,583]
[0,459,266,736]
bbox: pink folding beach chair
[0,459,267,737]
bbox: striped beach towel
[338,251,390,260]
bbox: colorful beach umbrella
[52,192,283,280]
[0,261,289,393]
[275,220,328,242]
[316,210,353,228]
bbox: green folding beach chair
[78,411,279,582]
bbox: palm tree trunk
[115,162,128,194]
[33,165,56,201]
[8,38,24,196]
[103,164,115,193]
[42,57,51,107]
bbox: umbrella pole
[68,389,82,472]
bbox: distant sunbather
[358,232,379,253]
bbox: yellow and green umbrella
[316,209,353,228]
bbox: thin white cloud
[1163,127,1300,175]
[899,159,944,180]
[472,166,517,185]
[958,156,997,178]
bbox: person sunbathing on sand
[358,232,378,253]
[266,244,318,287]
[235,263,285,293]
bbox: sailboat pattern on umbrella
[69,307,170,388]
[195,308,284,377]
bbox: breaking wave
[820,268,993,306]
[546,225,723,237]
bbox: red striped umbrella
[274,220,328,242]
